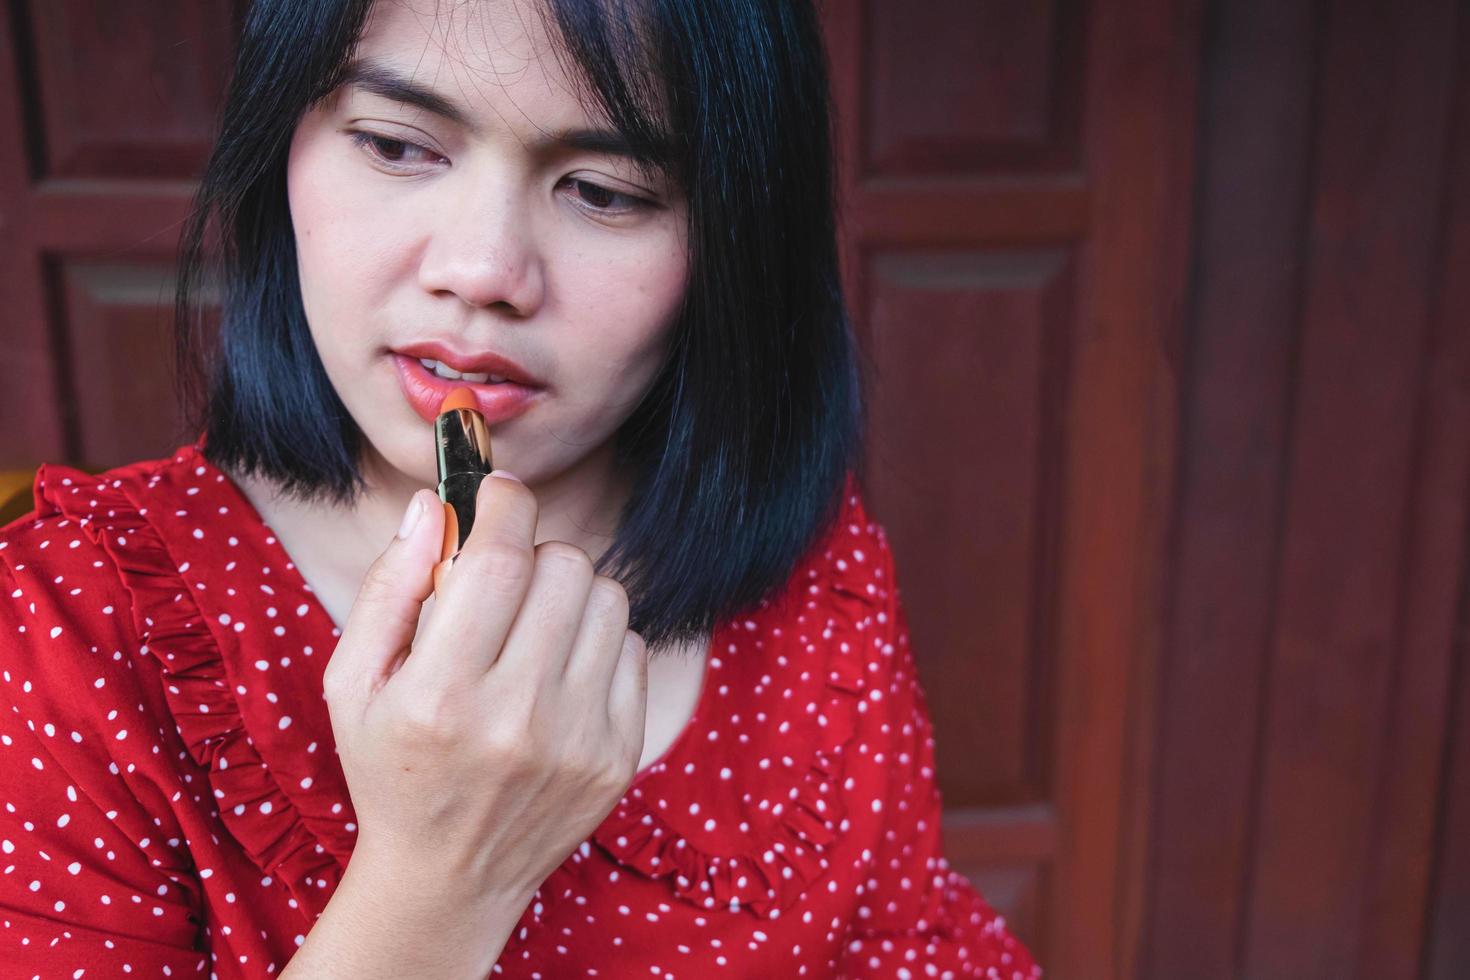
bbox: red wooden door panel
[7,2,1468,978]
[1139,1,1470,978]
[0,1,239,469]
[3,3,1191,972]
[820,0,1196,973]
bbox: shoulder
[0,445,195,551]
[794,478,932,741]
[0,507,135,656]
[0,474,200,921]
[0,443,206,562]
[755,476,915,743]
[0,448,184,633]
[0,447,202,726]
[820,475,898,588]
[788,474,904,650]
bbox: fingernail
[488,469,522,484]
[396,491,426,539]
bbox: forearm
[281,849,533,979]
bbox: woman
[0,0,1041,976]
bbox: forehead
[352,0,593,128]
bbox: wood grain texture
[0,1,236,468]
[1,1,1466,975]
[1141,0,1470,978]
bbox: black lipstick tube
[434,399,493,582]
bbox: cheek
[579,224,688,350]
[578,253,685,381]
[287,160,410,406]
[287,133,407,316]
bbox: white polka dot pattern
[0,445,1040,977]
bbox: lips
[392,354,543,425]
[395,341,542,387]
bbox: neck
[230,444,632,629]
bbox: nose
[416,182,545,315]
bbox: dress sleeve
[835,538,1041,979]
[0,541,209,976]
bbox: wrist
[283,846,531,980]
[342,834,535,921]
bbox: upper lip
[396,341,544,387]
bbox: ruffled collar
[33,445,879,925]
[34,446,358,923]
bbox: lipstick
[433,387,492,590]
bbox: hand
[321,472,649,908]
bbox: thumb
[325,489,444,705]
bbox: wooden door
[7,2,1469,978]
[1138,1,1470,978]
[0,2,239,468]
[819,0,1196,973]
[0,0,1196,974]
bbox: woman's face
[286,0,687,494]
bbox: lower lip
[392,354,544,424]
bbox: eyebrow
[337,57,648,161]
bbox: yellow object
[0,470,37,527]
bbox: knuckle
[588,576,630,619]
[555,741,596,777]
[594,766,631,799]
[396,693,462,740]
[484,724,543,771]
[358,553,399,600]
[534,540,593,575]
[564,739,622,787]
[480,472,538,517]
[597,748,638,791]
[459,541,534,589]
[321,668,347,704]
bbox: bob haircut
[174,0,866,654]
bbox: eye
[561,177,652,216]
[349,131,442,172]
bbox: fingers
[563,577,647,769]
[325,489,444,710]
[606,629,650,766]
[492,540,595,682]
[403,472,539,682]
[562,575,633,694]
[464,471,540,553]
[393,469,643,750]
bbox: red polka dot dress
[0,443,1041,978]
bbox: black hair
[175,0,866,654]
